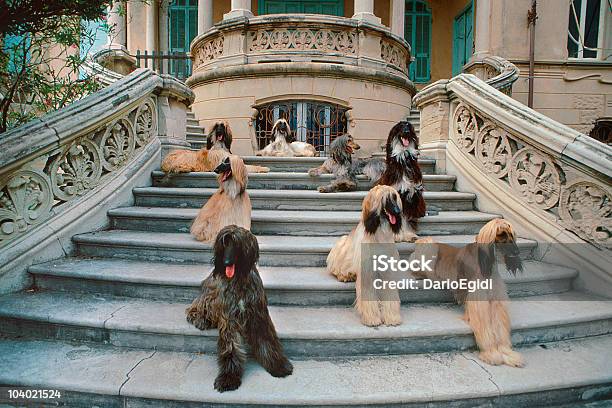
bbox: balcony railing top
[189,14,412,83]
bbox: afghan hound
[378,121,426,242]
[186,226,293,392]
[327,185,403,327]
[308,134,385,193]
[161,121,269,174]
[411,219,525,367]
[256,118,317,157]
[191,155,251,242]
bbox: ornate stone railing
[0,68,193,293]
[463,56,519,95]
[82,59,124,86]
[190,14,411,78]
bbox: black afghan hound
[185,225,293,392]
[308,134,385,192]
[378,121,426,242]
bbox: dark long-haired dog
[411,219,525,367]
[186,225,293,392]
[327,185,403,326]
[308,134,385,193]
[378,121,426,242]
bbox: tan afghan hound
[256,118,317,157]
[327,185,403,327]
[191,155,251,242]
[161,121,269,174]
[411,219,525,367]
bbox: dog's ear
[364,210,380,234]
[224,121,233,152]
[206,123,216,150]
[477,244,495,279]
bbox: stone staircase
[186,110,207,149]
[0,153,611,405]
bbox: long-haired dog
[256,118,317,157]
[308,134,385,193]
[378,121,426,242]
[327,185,403,327]
[411,219,525,367]
[186,226,293,392]
[191,155,251,242]
[161,121,269,175]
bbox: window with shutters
[258,0,344,16]
[404,0,432,83]
[452,1,473,76]
[567,0,610,59]
[168,0,198,76]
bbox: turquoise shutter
[405,1,431,83]
[452,1,473,76]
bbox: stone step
[133,187,476,211]
[72,231,538,266]
[108,208,499,236]
[1,336,610,406]
[0,291,610,356]
[152,171,455,191]
[186,125,205,134]
[240,156,436,173]
[30,258,578,305]
[186,132,206,141]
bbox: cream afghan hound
[327,185,403,327]
[161,121,269,175]
[191,155,252,242]
[256,118,317,157]
[411,219,525,367]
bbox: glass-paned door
[259,0,344,16]
[405,0,432,83]
[452,1,473,76]
[169,0,198,78]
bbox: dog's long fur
[161,121,269,174]
[411,219,525,367]
[378,121,426,242]
[191,155,251,242]
[308,134,385,193]
[186,226,293,392]
[327,185,403,327]
[256,119,317,157]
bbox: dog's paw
[268,359,294,378]
[214,373,242,392]
[308,169,318,177]
[335,274,356,283]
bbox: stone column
[146,2,157,52]
[106,1,127,47]
[473,0,491,57]
[390,0,405,37]
[353,0,381,25]
[159,0,169,53]
[198,0,214,34]
[224,0,253,20]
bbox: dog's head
[475,219,523,275]
[207,121,233,151]
[329,134,360,165]
[362,185,403,235]
[213,155,248,196]
[271,118,293,142]
[213,225,259,280]
[386,121,419,163]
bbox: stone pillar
[198,0,214,34]
[159,0,169,53]
[223,0,253,20]
[473,0,491,57]
[106,1,127,47]
[390,0,405,37]
[146,2,157,52]
[353,0,381,25]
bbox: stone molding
[462,56,519,96]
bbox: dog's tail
[246,164,270,173]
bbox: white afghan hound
[256,118,317,157]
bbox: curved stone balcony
[186,14,415,156]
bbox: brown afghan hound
[191,155,251,242]
[411,219,525,367]
[378,121,426,242]
[186,226,293,392]
[327,185,403,327]
[308,134,385,193]
[161,121,269,174]
[256,118,317,157]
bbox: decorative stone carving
[135,99,157,147]
[559,181,611,247]
[453,104,480,152]
[248,28,357,55]
[509,148,561,210]
[476,125,515,178]
[0,170,53,242]
[194,36,224,67]
[380,39,408,74]
[100,118,136,172]
[50,139,102,202]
